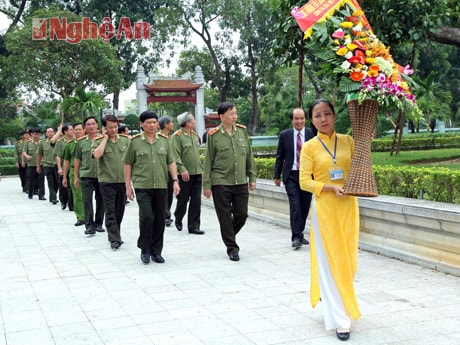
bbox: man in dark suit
[274,108,314,248]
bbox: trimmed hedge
[254,158,460,204]
[0,165,18,175]
[0,147,14,157]
[373,166,460,204]
[372,136,460,151]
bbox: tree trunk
[390,111,405,156]
[298,33,303,108]
[431,27,460,47]
[113,91,120,110]
[247,42,259,134]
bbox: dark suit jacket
[274,127,314,185]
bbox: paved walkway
[0,176,459,345]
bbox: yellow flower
[353,10,364,17]
[333,39,340,45]
[368,65,380,77]
[336,46,349,56]
[366,57,375,64]
[340,21,353,29]
[346,43,358,51]
[399,82,409,90]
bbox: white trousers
[311,202,351,331]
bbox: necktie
[296,131,302,169]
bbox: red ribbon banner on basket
[291,0,373,39]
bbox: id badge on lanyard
[317,136,344,181]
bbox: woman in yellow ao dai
[299,99,360,341]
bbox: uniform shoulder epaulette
[119,134,129,138]
[24,138,32,142]
[158,132,168,139]
[236,123,246,129]
[208,127,219,136]
[57,137,65,142]
[174,130,182,136]
[130,133,141,140]
[94,135,105,141]
[77,135,87,141]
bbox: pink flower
[403,64,414,75]
[332,28,345,39]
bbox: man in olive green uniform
[54,124,74,211]
[14,130,30,193]
[62,123,85,226]
[22,128,46,200]
[203,102,257,262]
[92,115,130,250]
[159,116,175,227]
[37,127,59,204]
[123,110,180,265]
[74,116,105,235]
[171,112,204,235]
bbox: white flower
[341,60,351,70]
[374,57,393,76]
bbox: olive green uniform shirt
[92,134,130,183]
[203,124,257,190]
[62,139,77,168]
[38,139,55,167]
[14,140,26,164]
[74,135,97,178]
[53,137,69,158]
[122,132,174,189]
[171,129,203,175]
[22,140,41,167]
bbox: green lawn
[372,148,460,169]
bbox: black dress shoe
[189,229,205,235]
[95,226,105,232]
[151,254,165,263]
[68,207,74,211]
[74,220,85,226]
[336,329,350,341]
[140,250,150,264]
[165,218,173,227]
[228,253,240,261]
[61,203,66,210]
[301,238,309,245]
[175,223,183,231]
[291,239,302,249]
[28,195,33,199]
[111,241,123,250]
[84,228,96,235]
[51,200,58,205]
[39,197,46,201]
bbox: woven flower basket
[343,99,379,197]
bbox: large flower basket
[343,99,379,197]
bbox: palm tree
[61,87,106,123]
[21,100,60,129]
